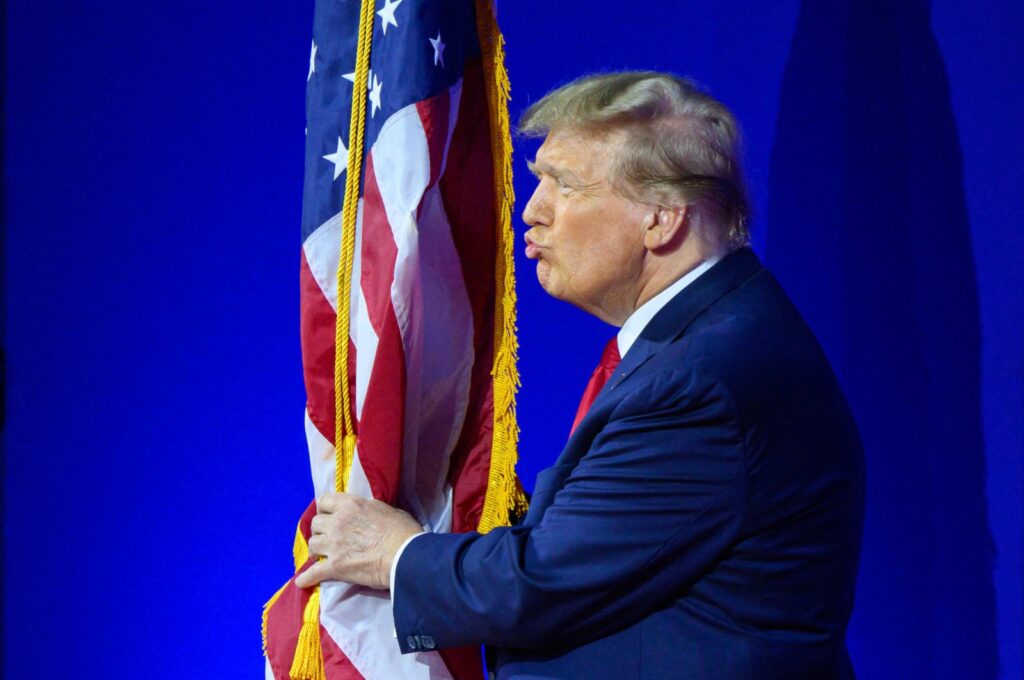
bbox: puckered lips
[524,232,542,259]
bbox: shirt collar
[617,258,720,359]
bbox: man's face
[522,129,649,321]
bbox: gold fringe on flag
[474,0,529,533]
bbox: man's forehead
[530,128,619,178]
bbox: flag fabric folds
[263,1,525,678]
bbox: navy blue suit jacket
[394,249,865,679]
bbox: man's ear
[642,205,688,251]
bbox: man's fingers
[317,491,362,515]
[316,493,339,514]
[307,534,324,558]
[294,561,329,589]
[310,514,326,535]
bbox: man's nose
[522,185,548,228]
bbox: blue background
[3,1,1021,677]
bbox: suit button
[421,635,436,650]
[406,635,419,650]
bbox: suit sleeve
[393,365,747,653]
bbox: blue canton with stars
[301,0,481,242]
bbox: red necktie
[570,337,621,435]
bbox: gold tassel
[474,0,529,533]
[289,588,326,680]
[288,520,326,679]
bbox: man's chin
[536,272,576,307]
[535,263,558,297]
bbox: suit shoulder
[651,270,849,425]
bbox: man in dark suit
[296,72,865,679]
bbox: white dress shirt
[616,257,719,358]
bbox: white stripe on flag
[304,408,335,499]
[304,409,375,501]
[394,183,473,532]
[302,211,342,311]
[318,579,454,680]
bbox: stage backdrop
[4,1,1021,678]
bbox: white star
[308,40,318,81]
[377,0,403,35]
[342,69,374,90]
[369,73,383,117]
[323,137,348,180]
[429,31,446,67]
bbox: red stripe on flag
[355,299,407,505]
[265,571,315,680]
[300,249,338,444]
[359,154,399,338]
[354,153,406,504]
[416,90,451,189]
[435,59,501,532]
[320,624,365,680]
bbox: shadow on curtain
[765,0,996,677]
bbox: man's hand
[294,493,423,591]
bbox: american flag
[264,1,523,678]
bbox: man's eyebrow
[526,159,584,185]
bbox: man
[296,72,865,679]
